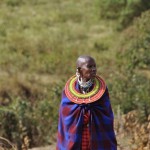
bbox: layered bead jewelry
[78,78,93,94]
[65,75,106,104]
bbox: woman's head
[76,55,97,81]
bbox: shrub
[110,10,150,119]
[98,0,150,29]
[0,81,64,148]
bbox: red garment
[82,112,90,150]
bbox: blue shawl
[56,84,117,150]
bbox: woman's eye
[87,65,92,68]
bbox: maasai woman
[56,56,117,150]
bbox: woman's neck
[78,78,93,94]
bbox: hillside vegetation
[0,0,150,149]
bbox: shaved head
[76,55,95,68]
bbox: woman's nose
[91,67,96,71]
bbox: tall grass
[0,0,119,147]
[0,0,149,148]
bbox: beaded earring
[76,70,80,78]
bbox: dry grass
[0,137,17,150]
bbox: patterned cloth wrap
[56,81,117,150]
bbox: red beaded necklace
[65,75,106,104]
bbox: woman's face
[79,58,97,81]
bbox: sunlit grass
[0,0,118,78]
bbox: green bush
[98,0,126,19]
[119,10,150,70]
[110,10,150,120]
[0,0,150,147]
[0,81,63,148]
[98,0,150,29]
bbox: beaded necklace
[78,78,93,89]
[65,75,106,104]
[78,78,93,94]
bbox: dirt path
[29,135,132,150]
[29,144,56,150]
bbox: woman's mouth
[91,72,96,76]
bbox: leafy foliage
[110,10,150,119]
[98,0,150,29]
[0,82,63,148]
[0,0,150,148]
[117,10,150,71]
